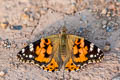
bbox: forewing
[17,35,61,72]
[64,35,104,72]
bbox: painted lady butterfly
[17,26,104,72]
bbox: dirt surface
[0,0,120,80]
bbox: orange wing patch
[35,38,53,63]
[73,38,88,63]
[47,45,52,54]
[42,58,59,72]
[65,58,80,72]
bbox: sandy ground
[0,0,120,80]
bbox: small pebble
[102,20,107,25]
[106,26,113,32]
[67,3,77,14]
[3,39,11,48]
[29,16,34,21]
[40,8,48,15]
[12,43,17,48]
[35,12,41,19]
[23,7,29,12]
[21,13,29,20]
[11,25,23,30]
[101,9,107,15]
[112,53,117,57]
[76,27,84,33]
[0,71,5,77]
[102,25,106,28]
[82,15,87,21]
[115,47,120,51]
[0,21,9,29]
[104,42,111,52]
[106,11,111,17]
[112,74,120,80]
[6,44,11,48]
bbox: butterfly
[17,26,104,72]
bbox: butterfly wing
[17,35,62,72]
[64,35,104,72]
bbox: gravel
[0,0,120,80]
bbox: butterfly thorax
[59,27,68,61]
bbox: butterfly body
[17,27,104,72]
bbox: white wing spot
[25,55,28,57]
[88,60,92,64]
[94,55,97,57]
[98,57,100,59]
[23,53,25,56]
[90,54,93,58]
[22,49,25,53]
[98,48,100,53]
[30,47,34,51]
[29,55,33,58]
[90,43,94,51]
[29,43,33,47]
[97,53,99,56]
[92,60,96,63]
[29,43,34,51]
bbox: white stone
[0,71,5,77]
